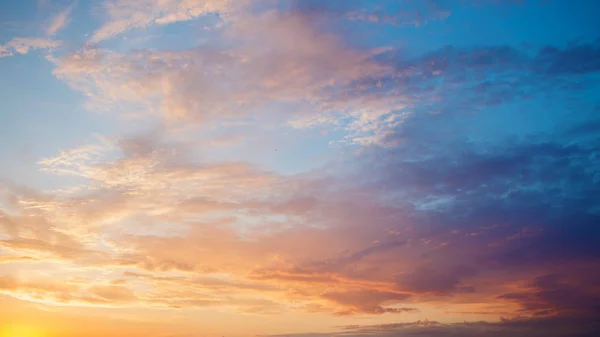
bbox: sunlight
[1,325,46,337]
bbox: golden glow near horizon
[1,325,46,337]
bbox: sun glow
[1,325,46,337]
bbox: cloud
[45,4,74,36]
[289,0,451,27]
[89,284,137,302]
[0,255,38,264]
[272,316,600,337]
[53,9,397,143]
[498,272,600,317]
[90,0,237,43]
[2,133,412,315]
[0,209,99,261]
[0,274,148,307]
[2,0,600,334]
[0,275,101,306]
[289,41,600,145]
[534,42,600,75]
[28,123,597,317]
[395,266,478,295]
[321,289,414,315]
[0,37,61,57]
[3,111,598,319]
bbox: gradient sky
[1,1,600,336]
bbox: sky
[1,0,600,336]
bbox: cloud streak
[89,0,237,43]
[0,37,61,57]
[45,4,74,36]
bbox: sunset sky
[1,1,600,336]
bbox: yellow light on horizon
[1,324,47,337]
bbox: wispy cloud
[89,0,237,43]
[0,37,61,57]
[45,4,74,36]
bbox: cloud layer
[1,0,599,336]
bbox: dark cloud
[390,41,600,79]
[355,125,600,270]
[395,266,478,295]
[305,240,407,273]
[564,119,600,138]
[498,273,600,317]
[239,102,599,320]
[269,316,600,337]
[334,42,600,127]
[300,100,600,325]
[407,45,529,73]
[321,289,414,315]
[534,42,600,75]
